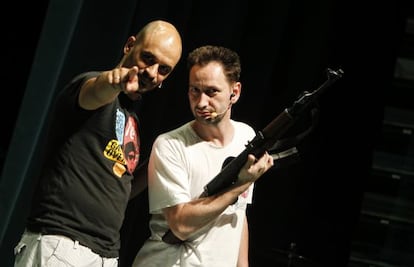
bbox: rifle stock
[162,68,344,244]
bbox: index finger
[127,66,139,81]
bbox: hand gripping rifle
[162,68,344,244]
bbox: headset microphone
[210,111,222,119]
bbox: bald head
[135,20,182,65]
[119,20,183,95]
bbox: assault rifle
[162,68,344,244]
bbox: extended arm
[163,153,272,242]
[79,66,139,110]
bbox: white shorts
[14,230,118,267]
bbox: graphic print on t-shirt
[103,109,140,177]
[123,116,140,174]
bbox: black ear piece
[230,93,235,99]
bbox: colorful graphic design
[104,139,126,178]
[123,116,140,174]
[115,108,125,145]
[104,110,140,177]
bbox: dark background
[1,0,413,266]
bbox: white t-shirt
[133,120,257,267]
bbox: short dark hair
[187,45,241,83]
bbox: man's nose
[145,64,158,78]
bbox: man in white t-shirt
[132,45,274,267]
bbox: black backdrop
[1,0,411,266]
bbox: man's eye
[189,87,199,94]
[205,89,217,97]
[141,52,155,65]
[159,65,171,76]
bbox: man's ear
[125,36,136,52]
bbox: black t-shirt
[27,72,141,258]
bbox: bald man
[14,20,182,267]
